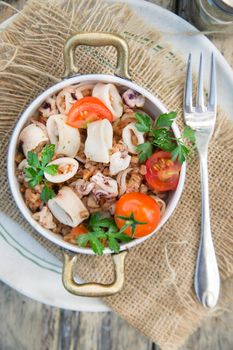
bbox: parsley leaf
[182,126,196,143]
[77,231,105,256]
[135,112,152,132]
[97,218,117,229]
[152,128,176,152]
[108,236,120,254]
[88,212,101,229]
[88,213,116,230]
[23,144,58,202]
[136,142,153,162]
[44,164,59,175]
[40,183,56,203]
[171,143,190,164]
[28,176,43,188]
[76,213,133,256]
[27,151,40,168]
[76,233,91,247]
[155,111,177,127]
[89,234,105,256]
[41,144,56,167]
[24,167,37,179]
[134,110,196,164]
[112,232,132,242]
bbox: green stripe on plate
[0,221,61,274]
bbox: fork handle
[194,152,220,308]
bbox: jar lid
[213,0,233,13]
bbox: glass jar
[187,0,233,31]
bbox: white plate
[1,0,232,312]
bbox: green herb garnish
[24,144,58,203]
[40,182,56,203]
[135,112,195,164]
[136,142,153,163]
[76,212,133,256]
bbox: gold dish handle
[63,32,131,80]
[62,251,127,297]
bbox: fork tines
[184,53,217,130]
[184,53,216,115]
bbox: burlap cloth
[0,0,233,349]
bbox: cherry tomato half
[114,192,161,238]
[64,225,88,244]
[145,151,181,192]
[66,96,113,128]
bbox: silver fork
[184,53,220,308]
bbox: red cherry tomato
[145,151,181,192]
[114,192,161,238]
[64,225,88,244]
[66,96,113,128]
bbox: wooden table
[1,1,233,349]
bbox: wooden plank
[57,311,153,350]
[181,300,233,350]
[0,280,154,350]
[0,281,60,350]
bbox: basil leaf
[27,151,40,168]
[40,184,56,203]
[44,164,59,175]
[135,112,151,132]
[182,126,196,143]
[136,142,153,163]
[155,111,177,127]
[41,144,55,166]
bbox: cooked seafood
[15,82,185,255]
[39,96,58,118]
[122,89,145,108]
[19,124,49,156]
[44,157,79,183]
[84,119,113,163]
[48,186,89,227]
[109,151,131,176]
[92,83,123,119]
[32,206,56,230]
[47,114,80,157]
[122,122,144,154]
